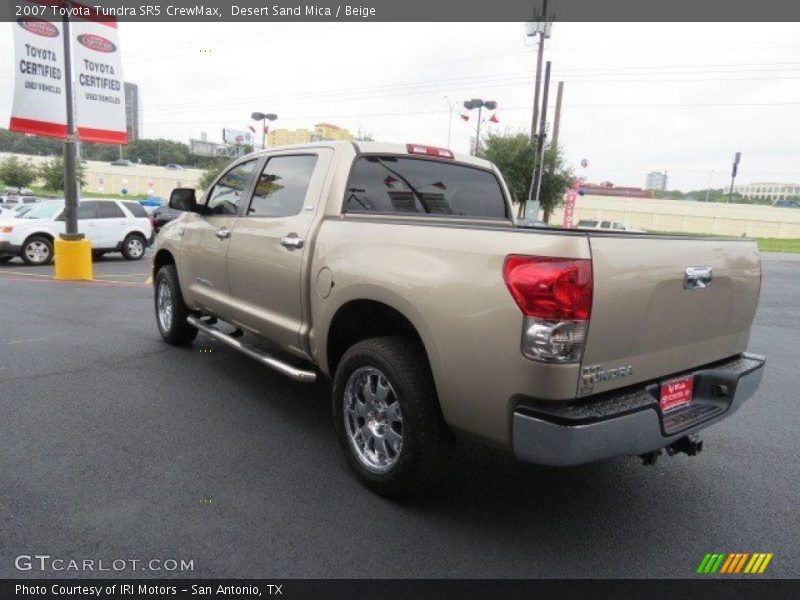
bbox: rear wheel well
[327,300,429,376]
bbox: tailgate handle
[684,266,713,290]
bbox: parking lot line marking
[0,275,149,288]
[0,269,53,278]
[94,272,150,278]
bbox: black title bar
[3,0,800,22]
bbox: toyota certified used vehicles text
[0,199,153,265]
[151,141,765,496]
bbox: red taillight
[503,255,593,320]
[406,143,454,159]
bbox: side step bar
[187,315,317,383]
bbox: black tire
[92,250,106,260]
[21,235,53,265]
[121,233,146,260]
[0,256,12,263]
[154,264,198,345]
[332,336,454,497]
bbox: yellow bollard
[53,238,93,281]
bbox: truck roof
[247,140,495,171]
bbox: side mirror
[168,188,198,212]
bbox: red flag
[264,125,269,134]
[248,125,255,133]
[460,114,469,121]
[489,113,499,123]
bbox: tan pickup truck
[152,141,765,495]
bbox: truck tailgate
[579,235,761,397]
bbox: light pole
[251,112,277,150]
[463,98,496,156]
[444,96,456,148]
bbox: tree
[0,155,37,188]
[482,132,574,223]
[198,159,228,191]
[38,157,87,191]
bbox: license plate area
[660,375,694,412]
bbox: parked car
[152,141,764,496]
[0,199,152,265]
[0,195,40,209]
[165,163,185,170]
[0,204,34,220]
[110,158,134,167]
[576,219,646,232]
[773,199,800,208]
[151,205,182,232]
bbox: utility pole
[550,81,564,150]
[729,152,741,202]
[529,0,548,140]
[61,2,80,240]
[532,61,552,212]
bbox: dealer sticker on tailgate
[660,376,694,412]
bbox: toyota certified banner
[9,4,67,138]
[71,14,127,144]
[9,2,127,144]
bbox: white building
[645,171,668,191]
[733,182,800,201]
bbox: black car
[151,205,182,232]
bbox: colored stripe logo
[697,552,773,574]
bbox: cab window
[206,160,257,215]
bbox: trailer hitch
[666,434,704,457]
[640,435,703,466]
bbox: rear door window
[247,155,318,218]
[96,202,126,219]
[122,201,148,218]
[344,156,508,219]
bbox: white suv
[0,199,153,265]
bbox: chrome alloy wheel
[343,366,404,473]
[24,240,50,264]
[156,280,174,332]
[127,236,144,258]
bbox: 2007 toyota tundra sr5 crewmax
[152,141,765,495]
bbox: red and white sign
[562,183,578,228]
[72,14,127,144]
[10,6,68,139]
[9,2,127,145]
[660,376,694,412]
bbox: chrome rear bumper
[513,353,765,466]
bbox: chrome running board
[187,315,317,383]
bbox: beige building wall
[267,122,353,147]
[1,152,202,199]
[550,195,800,239]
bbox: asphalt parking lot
[1,250,798,579]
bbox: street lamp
[251,111,278,150]
[462,99,496,156]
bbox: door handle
[214,227,231,240]
[280,234,304,250]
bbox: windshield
[18,201,64,220]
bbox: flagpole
[61,0,81,239]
